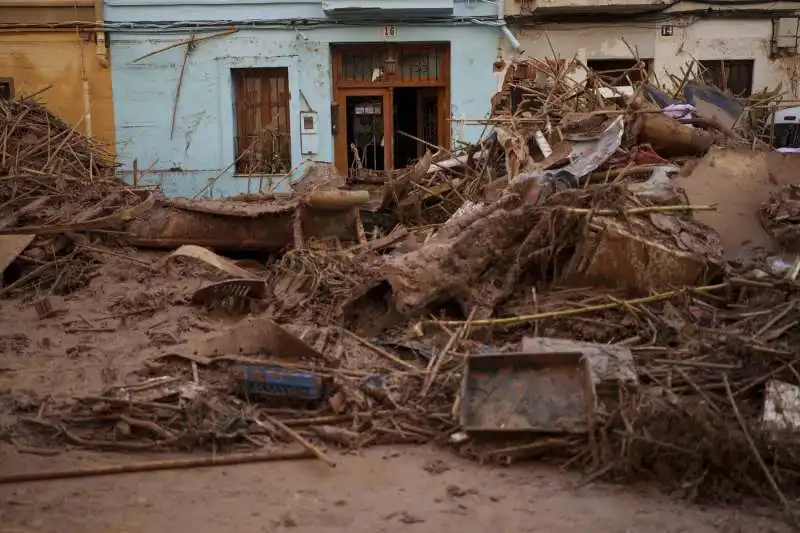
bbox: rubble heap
[3,57,800,524]
[0,98,149,295]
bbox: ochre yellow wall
[0,32,115,151]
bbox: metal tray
[459,351,596,435]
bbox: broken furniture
[125,191,370,251]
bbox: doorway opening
[393,87,439,169]
[346,95,385,172]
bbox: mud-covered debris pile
[5,56,800,526]
[0,98,116,178]
[0,98,133,225]
[381,56,779,229]
[0,97,152,296]
[761,184,800,253]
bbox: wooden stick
[190,139,285,199]
[21,84,53,101]
[421,307,475,397]
[11,440,60,457]
[429,283,728,327]
[130,29,237,64]
[341,328,419,371]
[564,204,716,216]
[651,359,739,370]
[280,414,355,427]
[735,357,800,398]
[293,204,305,249]
[64,326,117,333]
[354,209,367,245]
[77,395,184,412]
[80,244,152,267]
[0,449,315,484]
[787,255,800,281]
[170,35,195,139]
[257,414,337,468]
[723,375,799,526]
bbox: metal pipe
[501,25,523,54]
[496,0,525,54]
[82,78,93,138]
[94,0,109,68]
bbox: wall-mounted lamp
[384,54,398,75]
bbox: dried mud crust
[674,148,800,258]
[379,183,722,319]
[0,253,236,408]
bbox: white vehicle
[770,106,800,149]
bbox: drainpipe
[94,0,109,68]
[497,0,525,55]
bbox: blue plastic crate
[230,365,325,401]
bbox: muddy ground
[0,444,791,533]
[0,255,794,533]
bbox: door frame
[331,43,450,176]
[334,88,394,176]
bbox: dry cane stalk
[723,375,799,526]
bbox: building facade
[0,0,115,149]
[507,0,800,99]
[105,0,511,197]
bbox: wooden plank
[0,196,50,230]
[0,235,35,276]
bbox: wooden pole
[257,414,337,468]
[129,28,237,64]
[0,449,315,484]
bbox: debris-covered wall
[106,1,501,198]
[655,18,797,97]
[517,18,799,95]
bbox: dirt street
[3,56,800,533]
[0,256,795,533]
[0,444,791,533]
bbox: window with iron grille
[698,60,754,97]
[333,44,447,86]
[232,68,291,175]
[0,78,13,100]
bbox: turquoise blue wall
[106,2,502,197]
